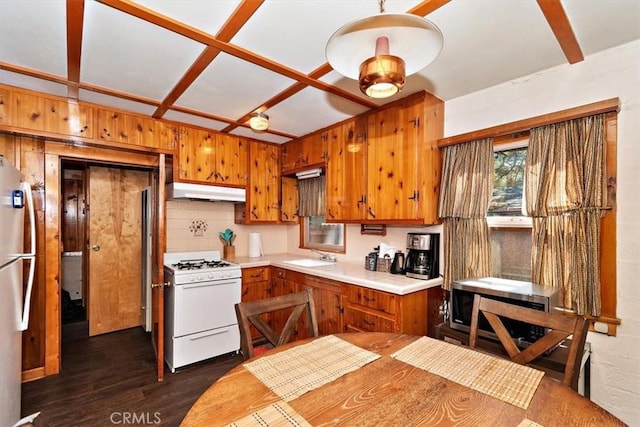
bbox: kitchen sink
[282,258,334,268]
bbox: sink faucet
[311,249,337,262]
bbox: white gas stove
[163,251,241,372]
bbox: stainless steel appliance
[164,251,241,372]
[449,277,560,346]
[1,157,36,426]
[404,233,439,280]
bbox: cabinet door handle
[368,207,376,218]
[363,295,376,303]
[408,191,419,201]
[327,208,335,219]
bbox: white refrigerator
[0,157,36,427]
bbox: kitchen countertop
[229,253,443,295]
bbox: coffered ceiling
[1,0,638,144]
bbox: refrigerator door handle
[19,181,36,331]
[21,181,36,256]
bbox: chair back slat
[235,288,319,360]
[469,293,589,391]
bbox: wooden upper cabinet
[215,134,248,186]
[5,89,94,139]
[325,118,367,221]
[281,131,327,174]
[176,126,247,186]
[243,141,281,223]
[280,176,299,224]
[325,91,443,224]
[366,101,420,221]
[98,109,177,151]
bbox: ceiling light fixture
[249,112,269,131]
[325,0,443,99]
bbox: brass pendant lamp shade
[326,2,443,99]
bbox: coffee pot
[390,251,405,275]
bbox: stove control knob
[207,273,215,280]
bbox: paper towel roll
[248,232,263,258]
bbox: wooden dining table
[181,332,624,426]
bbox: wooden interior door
[87,166,149,336]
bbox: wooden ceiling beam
[221,63,335,134]
[536,0,584,64]
[171,104,297,139]
[96,0,378,110]
[408,0,451,17]
[152,0,264,119]
[224,0,452,135]
[66,0,85,100]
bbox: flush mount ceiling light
[326,0,443,99]
[249,112,269,131]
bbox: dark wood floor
[21,321,243,426]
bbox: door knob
[151,282,172,289]
[91,244,100,251]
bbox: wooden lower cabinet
[240,267,272,341]
[300,274,344,336]
[344,285,443,336]
[241,266,444,343]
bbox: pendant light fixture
[248,112,269,131]
[326,0,443,99]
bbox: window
[488,142,532,280]
[301,216,345,253]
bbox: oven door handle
[180,280,240,290]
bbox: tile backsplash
[166,200,292,255]
[167,200,442,268]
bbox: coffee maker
[404,233,439,280]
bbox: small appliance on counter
[404,233,439,280]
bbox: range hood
[166,182,246,202]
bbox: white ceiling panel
[81,1,205,101]
[266,86,369,136]
[422,0,568,100]
[163,110,229,132]
[563,0,640,56]
[231,1,427,74]
[79,90,158,116]
[0,0,67,77]
[0,70,68,98]
[131,0,241,35]
[176,52,297,119]
[231,127,292,145]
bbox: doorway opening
[60,159,152,340]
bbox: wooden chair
[469,294,589,391]
[235,288,319,360]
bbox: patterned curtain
[298,175,325,217]
[525,114,607,316]
[438,138,494,290]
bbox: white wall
[444,40,640,425]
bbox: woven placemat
[391,337,544,409]
[243,335,380,402]
[228,401,311,427]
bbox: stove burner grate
[171,258,233,271]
